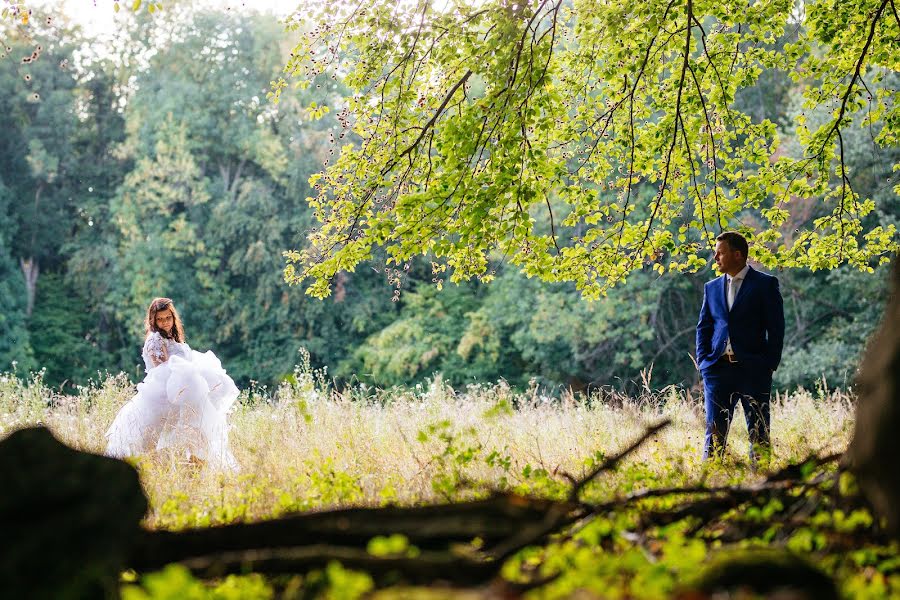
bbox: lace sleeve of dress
[142,333,168,369]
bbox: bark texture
[849,255,900,536]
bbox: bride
[105,297,239,469]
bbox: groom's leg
[740,369,773,465]
[702,364,738,460]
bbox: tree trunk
[20,257,39,318]
[219,158,246,203]
[848,255,900,537]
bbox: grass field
[1,368,855,523]
[3,368,884,598]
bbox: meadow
[1,365,855,529]
[5,363,891,599]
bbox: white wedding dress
[105,332,239,469]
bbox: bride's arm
[154,343,169,367]
[143,333,169,368]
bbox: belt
[718,354,739,364]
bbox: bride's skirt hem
[105,350,239,471]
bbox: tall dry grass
[0,367,855,530]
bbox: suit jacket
[696,265,785,372]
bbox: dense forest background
[0,4,896,393]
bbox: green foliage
[0,1,894,397]
[122,565,273,600]
[0,180,35,372]
[281,0,898,299]
[295,562,374,600]
[0,26,80,269]
[108,115,211,329]
[120,560,374,600]
[1,4,399,389]
[367,534,420,558]
[775,264,890,389]
[28,273,112,385]
[340,282,485,386]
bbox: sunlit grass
[0,367,855,530]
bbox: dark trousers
[701,360,772,461]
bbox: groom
[696,231,785,462]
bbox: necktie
[727,276,740,310]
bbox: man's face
[714,240,744,275]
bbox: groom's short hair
[716,231,749,258]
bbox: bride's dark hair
[146,297,185,343]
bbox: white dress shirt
[724,264,750,357]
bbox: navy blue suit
[696,266,784,460]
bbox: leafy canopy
[274,0,899,298]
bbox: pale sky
[35,0,302,37]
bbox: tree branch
[568,418,672,501]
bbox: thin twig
[568,418,672,501]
